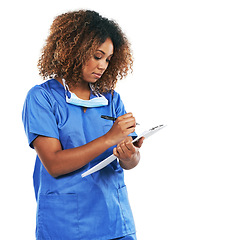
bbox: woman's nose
[97,59,108,71]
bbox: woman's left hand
[113,136,144,169]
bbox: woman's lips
[93,73,102,78]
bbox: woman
[22,10,144,240]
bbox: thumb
[133,137,145,148]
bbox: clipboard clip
[150,125,164,131]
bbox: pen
[101,115,140,125]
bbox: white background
[1,0,240,239]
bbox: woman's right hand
[32,112,136,177]
[104,112,136,146]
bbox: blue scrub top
[22,79,136,240]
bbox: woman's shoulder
[25,79,57,102]
[103,89,121,99]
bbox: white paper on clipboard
[81,124,166,178]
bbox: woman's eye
[94,55,101,60]
[94,54,111,63]
[94,56,101,60]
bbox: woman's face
[82,38,114,83]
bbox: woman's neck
[56,77,91,100]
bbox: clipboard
[81,124,166,178]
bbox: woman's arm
[33,113,136,177]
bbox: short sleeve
[22,86,59,148]
[112,91,137,139]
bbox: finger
[117,114,136,125]
[124,127,136,136]
[124,136,133,142]
[119,112,133,120]
[120,142,130,153]
[113,147,120,158]
[125,141,136,153]
[120,142,136,159]
[117,117,136,127]
[133,137,145,148]
[117,143,124,155]
[121,141,131,152]
[125,118,136,128]
[117,142,131,159]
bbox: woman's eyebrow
[96,50,106,55]
[96,50,113,57]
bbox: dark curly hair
[38,10,133,93]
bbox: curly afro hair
[38,10,133,93]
